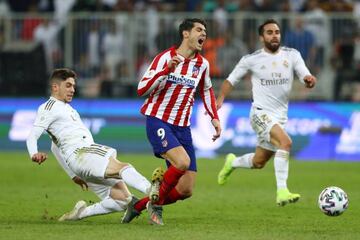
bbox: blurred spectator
[331,25,356,101]
[0,0,9,16]
[34,18,62,73]
[213,0,229,33]
[284,16,316,71]
[303,0,328,68]
[54,0,76,25]
[155,19,178,52]
[217,31,248,78]
[203,22,224,78]
[102,20,127,81]
[145,2,160,56]
[87,20,102,75]
[21,2,42,41]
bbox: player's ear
[183,30,190,39]
[50,81,59,92]
[259,35,264,43]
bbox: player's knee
[173,157,190,171]
[280,139,292,151]
[178,189,192,199]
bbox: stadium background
[0,0,359,161]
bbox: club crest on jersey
[162,139,168,147]
[192,66,200,78]
[283,60,289,68]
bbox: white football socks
[119,165,151,194]
[274,150,289,190]
[232,153,254,168]
[79,197,127,219]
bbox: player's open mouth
[198,39,204,45]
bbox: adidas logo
[261,65,266,69]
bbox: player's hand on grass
[304,75,317,88]
[31,152,47,165]
[211,119,221,142]
[167,56,182,71]
[72,176,88,191]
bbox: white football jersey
[227,47,311,118]
[33,97,94,160]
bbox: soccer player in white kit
[216,19,317,206]
[26,68,156,220]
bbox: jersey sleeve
[137,51,171,96]
[26,125,44,158]
[199,63,219,120]
[226,56,249,86]
[292,49,311,83]
[33,105,57,129]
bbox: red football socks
[157,165,185,204]
[134,196,149,212]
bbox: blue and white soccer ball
[318,186,349,216]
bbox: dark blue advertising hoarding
[1,98,359,161]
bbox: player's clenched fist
[31,152,48,164]
[167,56,182,71]
[304,75,317,88]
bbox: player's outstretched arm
[216,80,234,110]
[26,126,47,164]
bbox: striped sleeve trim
[44,100,56,111]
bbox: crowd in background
[0,0,359,101]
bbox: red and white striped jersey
[138,46,219,127]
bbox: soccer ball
[318,186,349,216]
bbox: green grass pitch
[1,152,359,240]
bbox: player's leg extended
[122,147,189,225]
[59,181,130,221]
[218,147,273,185]
[270,124,300,206]
[133,146,189,208]
[105,156,151,194]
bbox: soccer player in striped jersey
[122,18,221,225]
[26,68,155,221]
[217,19,317,206]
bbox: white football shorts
[250,105,287,152]
[68,143,117,182]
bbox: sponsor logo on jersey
[260,78,289,86]
[162,139,168,147]
[167,74,196,88]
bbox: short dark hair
[258,19,280,36]
[50,68,77,82]
[178,18,207,40]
